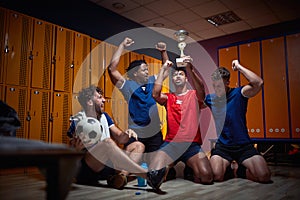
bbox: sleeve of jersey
[119,80,130,100]
[67,120,76,138]
[204,95,211,108]
[103,112,115,127]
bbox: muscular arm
[184,56,205,103]
[152,60,173,105]
[155,42,169,79]
[109,125,138,144]
[232,60,263,98]
[108,37,134,88]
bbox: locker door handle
[26,111,31,121]
[49,113,53,122]
[4,45,9,53]
[52,55,56,64]
[29,51,33,60]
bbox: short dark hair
[211,67,230,81]
[126,60,147,79]
[77,85,103,110]
[171,66,187,76]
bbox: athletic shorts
[160,142,202,163]
[210,142,260,164]
[124,131,163,153]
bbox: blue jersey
[205,87,251,145]
[120,76,161,139]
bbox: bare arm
[184,56,205,103]
[155,42,169,79]
[109,126,138,144]
[152,60,173,105]
[108,37,134,88]
[232,60,263,98]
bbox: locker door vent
[64,31,72,91]
[16,88,26,138]
[62,94,69,144]
[42,24,52,89]
[40,91,49,141]
[19,17,30,86]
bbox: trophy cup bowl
[174,30,189,67]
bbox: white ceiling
[89,0,300,42]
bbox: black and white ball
[75,117,102,147]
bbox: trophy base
[176,58,187,67]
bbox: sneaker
[146,167,168,190]
[165,167,176,181]
[107,173,127,189]
[183,165,194,182]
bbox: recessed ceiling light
[112,2,125,9]
[153,23,164,27]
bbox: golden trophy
[174,30,189,67]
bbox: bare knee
[196,169,213,184]
[257,169,272,183]
[133,142,145,153]
[213,171,225,182]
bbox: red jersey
[165,90,202,144]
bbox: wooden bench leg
[46,157,80,200]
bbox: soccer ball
[75,117,102,148]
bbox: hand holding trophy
[174,30,189,67]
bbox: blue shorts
[211,143,260,164]
[124,131,163,153]
[160,142,202,163]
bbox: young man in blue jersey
[107,37,176,180]
[68,85,168,191]
[205,60,271,183]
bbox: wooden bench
[0,136,84,200]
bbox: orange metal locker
[5,85,28,138]
[27,89,50,141]
[90,38,104,89]
[262,37,289,139]
[115,98,128,130]
[130,51,143,62]
[72,32,90,94]
[104,43,116,98]
[71,93,81,115]
[4,10,33,87]
[110,51,130,131]
[286,34,300,139]
[0,8,7,84]
[239,42,264,138]
[105,98,113,118]
[53,26,74,92]
[50,92,71,144]
[118,51,130,76]
[218,46,238,88]
[31,19,53,89]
